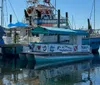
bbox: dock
[0,44,36,69]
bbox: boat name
[81,45,90,52]
[57,45,72,52]
[81,46,88,49]
[33,19,66,24]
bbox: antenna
[72,15,73,29]
[94,0,95,30]
[55,0,56,14]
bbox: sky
[0,0,100,29]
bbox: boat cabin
[29,26,90,53]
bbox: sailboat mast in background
[55,0,56,15]
[94,0,95,29]
[0,0,4,26]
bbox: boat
[17,0,93,69]
[0,0,36,69]
[82,19,100,54]
[0,0,93,69]
[24,0,66,27]
[83,36,100,53]
[19,26,93,69]
[24,0,100,54]
[83,0,100,54]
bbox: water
[0,53,100,85]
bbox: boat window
[32,34,39,37]
[36,10,41,18]
[44,34,47,36]
[32,34,35,36]
[36,34,39,37]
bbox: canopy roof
[31,26,88,35]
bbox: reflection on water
[0,54,100,85]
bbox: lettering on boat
[81,45,90,52]
[33,19,66,24]
[34,44,90,52]
[49,44,73,52]
[50,46,55,52]
[57,45,72,52]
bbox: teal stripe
[35,54,93,66]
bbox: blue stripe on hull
[83,37,100,50]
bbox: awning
[8,23,15,27]
[14,22,28,27]
[31,26,89,35]
[8,22,28,28]
[73,30,89,35]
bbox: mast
[55,0,56,15]
[0,0,4,26]
[94,0,95,30]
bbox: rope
[4,0,8,25]
[89,0,94,20]
[8,0,19,22]
[71,16,76,29]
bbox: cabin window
[36,34,39,37]
[32,34,39,37]
[69,36,77,44]
[32,34,35,36]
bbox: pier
[0,44,36,69]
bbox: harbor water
[0,53,100,85]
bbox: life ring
[45,9,49,14]
[27,6,34,14]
